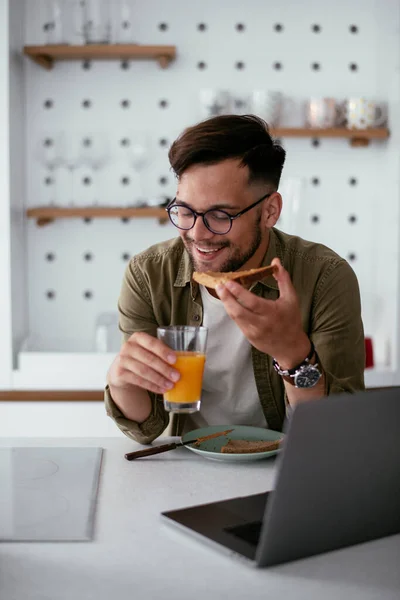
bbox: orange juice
[164,351,206,404]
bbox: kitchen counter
[0,437,399,600]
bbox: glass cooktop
[0,447,103,541]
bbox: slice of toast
[220,438,282,454]
[192,429,234,447]
[192,264,276,290]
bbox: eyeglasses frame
[165,192,272,235]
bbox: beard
[182,217,263,273]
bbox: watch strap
[273,341,315,377]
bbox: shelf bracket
[350,137,370,147]
[37,217,54,227]
[27,52,53,70]
[157,55,172,69]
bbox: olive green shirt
[105,227,365,444]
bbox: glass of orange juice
[157,326,208,413]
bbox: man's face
[176,159,275,273]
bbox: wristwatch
[273,342,322,389]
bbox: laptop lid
[256,388,400,566]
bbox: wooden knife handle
[124,442,179,461]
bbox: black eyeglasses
[166,192,272,235]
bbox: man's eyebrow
[175,198,238,211]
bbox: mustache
[185,238,230,250]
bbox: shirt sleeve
[310,259,366,394]
[104,259,170,444]
[104,385,169,445]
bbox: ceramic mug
[342,98,387,129]
[305,98,343,128]
[250,90,285,127]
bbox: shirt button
[193,315,200,322]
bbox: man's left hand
[216,258,311,369]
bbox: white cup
[342,98,387,129]
[250,90,284,127]
[199,90,232,119]
[305,98,343,128]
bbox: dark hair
[168,114,286,190]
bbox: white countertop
[0,437,399,600]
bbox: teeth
[196,247,220,253]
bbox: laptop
[161,388,400,567]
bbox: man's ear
[264,192,282,227]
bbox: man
[105,115,365,444]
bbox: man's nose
[191,215,215,240]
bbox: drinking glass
[40,0,68,44]
[113,0,134,43]
[81,0,111,44]
[157,326,208,413]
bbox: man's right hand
[107,332,180,396]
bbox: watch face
[295,365,321,388]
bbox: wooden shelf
[23,44,177,69]
[271,127,390,147]
[26,206,169,227]
[26,126,390,227]
[0,390,103,402]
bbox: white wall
[0,402,125,437]
[0,0,13,390]
[9,0,28,364]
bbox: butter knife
[124,428,234,461]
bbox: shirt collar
[257,228,281,291]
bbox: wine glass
[35,132,64,205]
[123,131,150,207]
[60,132,86,206]
[80,132,110,205]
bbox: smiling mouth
[195,246,221,254]
[193,244,227,259]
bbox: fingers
[116,367,170,396]
[216,280,265,316]
[131,331,176,364]
[112,331,180,394]
[119,350,179,389]
[126,336,176,374]
[271,257,295,300]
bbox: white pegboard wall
[26,217,176,351]
[18,0,400,372]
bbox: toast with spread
[220,438,283,454]
[192,264,276,289]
